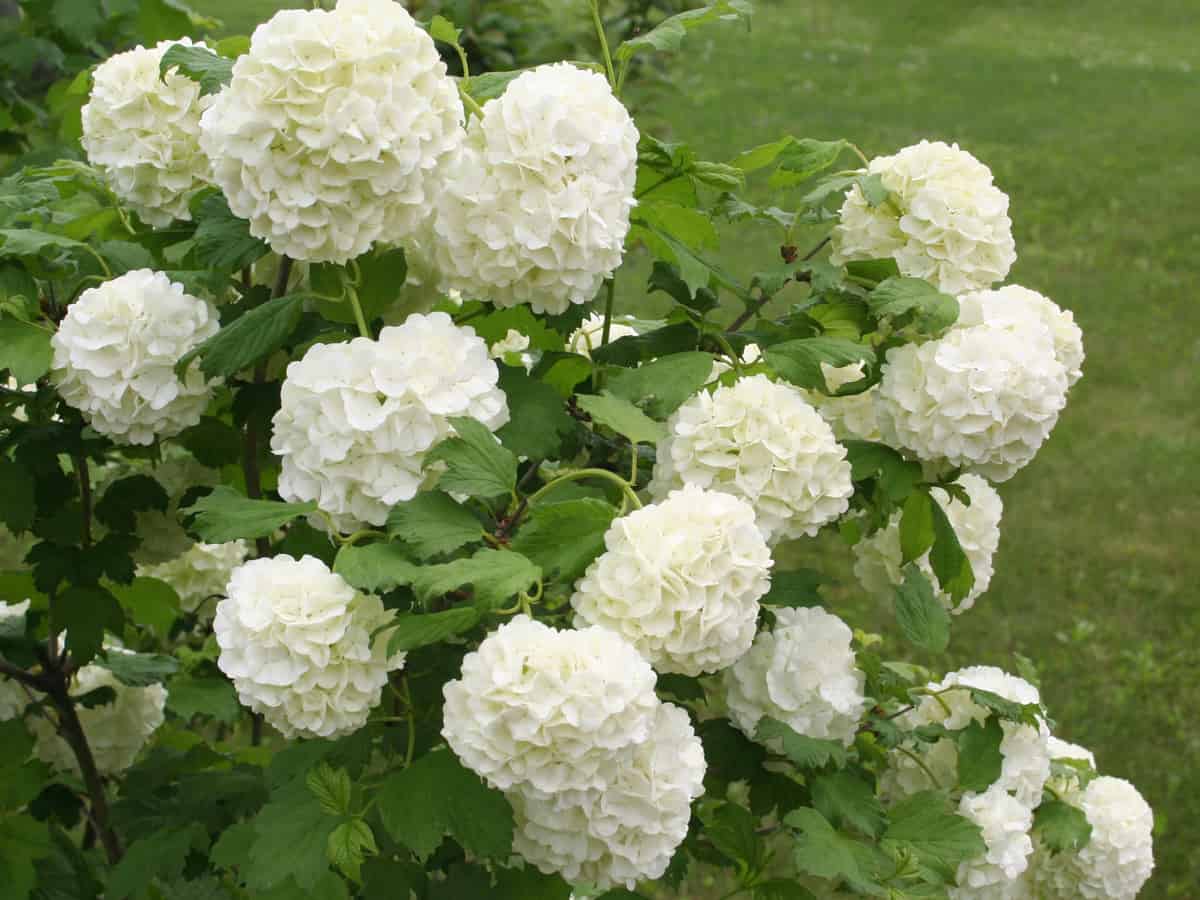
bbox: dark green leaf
[867,277,958,332]
[647,261,719,313]
[495,368,576,460]
[894,566,950,653]
[165,674,240,723]
[137,0,194,44]
[607,352,713,418]
[786,807,866,883]
[812,770,885,838]
[929,498,975,603]
[386,492,483,560]
[426,417,518,499]
[106,824,206,900]
[760,569,828,607]
[656,674,705,703]
[95,475,168,534]
[764,337,875,392]
[333,542,420,593]
[0,317,52,386]
[899,491,935,564]
[386,607,480,656]
[754,881,817,900]
[191,193,269,272]
[0,815,55,900]
[575,391,666,445]
[183,487,317,543]
[882,791,986,882]
[957,717,1004,793]
[843,441,922,504]
[58,585,123,666]
[589,322,699,367]
[510,498,615,582]
[757,717,849,769]
[160,42,233,95]
[704,802,763,870]
[307,763,353,817]
[95,649,179,686]
[0,459,35,533]
[179,293,305,380]
[1033,800,1093,854]
[243,784,337,891]
[492,867,572,900]
[177,416,243,469]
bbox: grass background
[199,1,1200,894]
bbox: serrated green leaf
[111,576,181,636]
[760,568,829,607]
[704,802,764,870]
[183,487,317,543]
[333,542,420,593]
[770,138,849,188]
[731,136,796,173]
[1033,799,1093,854]
[764,337,875,392]
[95,474,169,534]
[95,649,179,686]
[0,815,56,900]
[967,688,1043,727]
[899,491,935,564]
[327,818,376,881]
[386,607,479,656]
[427,418,518,499]
[386,492,483,560]
[178,293,305,380]
[843,440,923,504]
[496,368,576,460]
[468,69,525,102]
[607,352,713,418]
[161,42,234,95]
[812,770,885,838]
[786,807,867,883]
[929,497,975,603]
[894,566,950,653]
[867,277,959,332]
[492,866,573,900]
[0,318,52,387]
[753,880,817,900]
[615,1,752,62]
[307,763,353,817]
[757,717,849,769]
[882,791,986,882]
[58,585,123,666]
[510,498,616,582]
[243,782,337,892]
[843,258,901,283]
[0,459,35,534]
[0,229,84,261]
[635,222,747,300]
[191,192,269,272]
[957,717,1004,793]
[408,548,540,609]
[165,674,240,723]
[575,391,666,445]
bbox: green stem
[83,245,112,279]
[401,676,416,767]
[895,745,943,790]
[345,284,371,338]
[526,467,641,512]
[458,82,485,119]
[599,278,616,347]
[589,0,617,89]
[634,171,682,200]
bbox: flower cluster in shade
[830,139,1017,296]
[650,374,854,545]
[723,606,867,747]
[50,270,219,445]
[429,63,638,314]
[442,617,704,888]
[853,474,1003,613]
[571,483,773,676]
[271,312,508,532]
[214,554,405,739]
[876,284,1081,482]
[199,0,463,262]
[0,602,30,722]
[138,540,249,616]
[82,39,213,227]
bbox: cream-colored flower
[957,285,1084,387]
[138,540,249,615]
[567,313,639,359]
[950,785,1035,899]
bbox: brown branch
[725,236,831,333]
[0,657,47,691]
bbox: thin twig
[74,450,92,548]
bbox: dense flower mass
[81,39,213,227]
[830,140,1017,295]
[876,318,1069,481]
[271,312,508,531]
[881,666,1050,808]
[571,484,773,675]
[724,606,867,746]
[214,555,403,739]
[138,540,249,614]
[1032,776,1155,900]
[853,474,1003,612]
[429,63,639,314]
[30,653,166,776]
[650,374,854,544]
[511,702,705,889]
[442,616,660,792]
[567,313,639,358]
[957,284,1085,387]
[950,785,1035,899]
[199,0,463,262]
[50,270,219,445]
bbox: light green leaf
[1033,799,1093,854]
[95,649,179,686]
[386,607,479,656]
[867,277,959,332]
[615,1,752,62]
[894,566,950,653]
[307,763,353,817]
[511,498,616,582]
[882,791,986,882]
[178,293,305,380]
[753,881,817,900]
[327,819,376,881]
[429,14,461,45]
[426,417,518,499]
[386,492,483,560]
[769,138,849,188]
[161,42,234,95]
[333,542,420,593]
[764,337,876,392]
[637,201,719,251]
[183,486,317,543]
[408,548,540,609]
[731,136,796,172]
[468,69,525,102]
[0,229,84,260]
[0,318,52,386]
[812,770,885,838]
[575,391,667,445]
[785,807,866,883]
[635,222,747,300]
[757,717,849,769]
[111,576,181,636]
[606,352,713,418]
[137,0,195,44]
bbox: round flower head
[199,0,463,262]
[430,63,638,314]
[82,39,213,227]
[650,374,854,544]
[957,285,1085,387]
[50,270,220,445]
[571,484,773,676]
[568,313,639,358]
[138,540,249,615]
[949,785,1035,899]
[1032,776,1154,900]
[0,601,30,721]
[214,555,404,739]
[30,652,166,776]
[830,140,1016,296]
[881,666,1050,808]
[271,312,508,531]
[853,473,1003,613]
[724,606,867,746]
[511,702,705,889]
[876,320,1069,482]
[441,616,659,793]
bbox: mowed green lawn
[200,1,1200,894]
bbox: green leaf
[731,136,796,173]
[243,783,338,892]
[575,391,667,445]
[0,815,55,900]
[179,293,305,380]
[96,649,179,686]
[607,352,713,418]
[58,585,123,666]
[764,337,876,392]
[704,802,763,870]
[0,317,52,386]
[882,791,986,882]
[161,42,234,95]
[843,441,922,504]
[760,569,828,607]
[756,717,849,769]
[843,258,900,283]
[647,260,719,313]
[753,880,817,900]
[378,748,513,861]
[857,173,890,207]
[770,139,849,188]
[615,1,752,62]
[1033,799,1093,854]
[307,763,353,817]
[867,277,959,332]
[786,807,866,883]
[812,770,885,838]
[899,491,935,564]
[137,0,194,44]
[333,542,420,593]
[495,368,576,460]
[929,498,975,603]
[635,222,746,300]
[111,576,181,636]
[637,201,719,251]
[191,192,269,272]
[178,416,243,469]
[386,492,483,560]
[426,417,518,499]
[468,69,525,102]
[894,566,950,653]
[327,818,376,881]
[183,487,317,543]
[95,474,169,534]
[957,717,1004,793]
[511,498,616,582]
[0,459,35,534]
[0,229,84,261]
[492,867,572,899]
[386,607,479,656]
[429,14,462,45]
[966,688,1042,727]
[106,824,206,900]
[166,674,240,723]
[408,548,541,609]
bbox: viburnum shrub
[0,1,1154,898]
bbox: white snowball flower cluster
[30,652,167,776]
[571,484,773,675]
[50,270,219,445]
[881,666,1050,808]
[724,606,867,746]
[853,474,1003,613]
[511,703,705,888]
[830,140,1017,296]
[957,285,1085,387]
[430,62,638,314]
[442,617,704,889]
[199,0,463,262]
[214,554,404,739]
[567,313,639,358]
[138,540,249,615]
[876,315,1069,482]
[950,785,1035,900]
[0,601,30,722]
[81,39,212,228]
[1031,776,1155,900]
[650,374,854,545]
[271,312,508,531]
